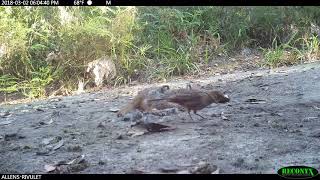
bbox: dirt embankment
[1,62,320,174]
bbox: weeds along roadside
[0,6,320,99]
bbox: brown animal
[117,85,180,117]
[148,88,229,120]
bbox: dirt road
[1,62,320,174]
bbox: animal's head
[208,91,230,103]
[86,61,94,73]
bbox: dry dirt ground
[1,62,320,174]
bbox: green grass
[1,6,320,99]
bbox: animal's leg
[103,72,112,88]
[193,110,206,119]
[93,67,103,87]
[86,62,93,73]
[187,110,194,121]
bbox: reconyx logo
[277,166,319,179]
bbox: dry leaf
[42,137,56,145]
[67,155,85,165]
[132,121,175,133]
[109,108,120,112]
[52,140,64,150]
[176,170,191,174]
[0,111,11,118]
[44,164,56,172]
[144,123,175,132]
[127,130,146,137]
[245,98,266,104]
[45,119,54,125]
[211,168,220,174]
[313,106,320,110]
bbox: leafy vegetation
[1,6,320,99]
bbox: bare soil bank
[1,62,320,174]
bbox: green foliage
[262,41,285,68]
[1,6,320,99]
[20,66,55,98]
[0,75,19,93]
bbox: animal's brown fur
[148,88,229,120]
[117,85,179,117]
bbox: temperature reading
[74,0,84,5]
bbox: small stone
[44,164,56,172]
[23,145,31,150]
[49,98,61,102]
[254,73,263,77]
[56,104,67,108]
[109,108,120,112]
[233,158,245,167]
[116,134,124,140]
[177,170,191,174]
[67,145,82,152]
[0,111,11,118]
[98,161,105,165]
[235,124,244,128]
[211,167,220,174]
[190,161,215,174]
[221,116,229,121]
[4,133,17,141]
[211,113,219,117]
[253,114,263,117]
[42,136,62,145]
[97,122,106,128]
[253,123,260,127]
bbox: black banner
[0,0,320,6]
[0,174,284,180]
